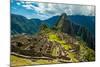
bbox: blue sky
[11,0,95,20]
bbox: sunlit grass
[11,55,60,66]
[67,52,79,62]
[11,55,33,66]
[48,32,72,50]
[79,41,95,61]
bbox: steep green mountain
[11,14,95,36]
[68,15,95,35]
[11,13,95,50]
[11,13,95,66]
[54,13,95,50]
[43,15,95,35]
[11,14,41,35]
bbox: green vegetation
[11,29,95,66]
[48,32,79,62]
[79,40,95,61]
[48,32,72,50]
[11,55,60,66]
[11,55,33,66]
[11,14,95,66]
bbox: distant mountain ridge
[43,16,60,28]
[11,14,95,50]
[68,15,95,35]
[11,14,95,35]
[11,14,41,35]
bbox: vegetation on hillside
[11,13,95,66]
[11,27,95,66]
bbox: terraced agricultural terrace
[11,28,95,66]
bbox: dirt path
[11,52,53,60]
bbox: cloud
[43,4,95,16]
[16,2,21,5]
[17,1,95,18]
[17,1,95,16]
[70,5,95,16]
[22,4,33,9]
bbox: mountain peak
[54,13,74,35]
[53,13,67,31]
[61,13,68,18]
